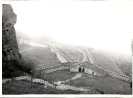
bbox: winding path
[54,73,82,85]
[48,45,72,62]
[50,44,87,62]
[85,47,96,64]
[110,57,126,75]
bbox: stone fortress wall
[94,64,131,82]
[39,62,131,82]
[14,76,89,91]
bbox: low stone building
[70,62,107,77]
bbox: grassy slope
[2,80,81,94]
[44,69,76,83]
[90,48,132,76]
[90,51,121,73]
[55,46,84,61]
[112,57,132,77]
[20,45,60,70]
[65,74,131,94]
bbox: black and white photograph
[1,97,133,98]
[2,0,133,95]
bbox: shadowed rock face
[2,4,21,77]
[131,39,133,56]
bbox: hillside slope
[88,48,132,76]
[20,45,61,70]
[54,45,85,62]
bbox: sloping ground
[70,62,107,76]
[44,69,76,83]
[82,62,107,76]
[112,57,132,77]
[18,43,31,52]
[65,74,131,94]
[2,80,81,94]
[89,50,123,74]
[55,45,85,61]
[21,46,60,70]
[89,48,132,76]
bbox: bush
[2,61,25,78]
[18,56,37,74]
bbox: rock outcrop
[131,39,133,56]
[2,4,21,77]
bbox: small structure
[70,62,107,77]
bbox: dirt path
[85,47,96,64]
[53,73,91,91]
[54,73,82,85]
[49,45,71,62]
[76,49,87,62]
[52,45,87,62]
[110,57,126,75]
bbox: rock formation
[2,4,21,77]
[131,39,133,56]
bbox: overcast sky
[11,0,133,55]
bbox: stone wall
[14,76,88,91]
[37,62,131,82]
[94,64,131,82]
[70,65,103,76]
[69,62,107,77]
[108,71,130,81]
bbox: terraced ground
[54,45,85,62]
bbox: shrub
[18,56,37,74]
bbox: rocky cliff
[131,39,133,56]
[2,4,21,78]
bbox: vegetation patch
[113,58,132,77]
[56,46,84,61]
[2,80,81,94]
[90,51,122,73]
[65,74,131,94]
[21,46,61,70]
[44,69,76,83]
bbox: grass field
[65,74,131,94]
[89,48,132,76]
[44,69,76,83]
[20,45,61,70]
[2,80,81,94]
[113,57,132,76]
[90,51,121,73]
[55,45,84,61]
